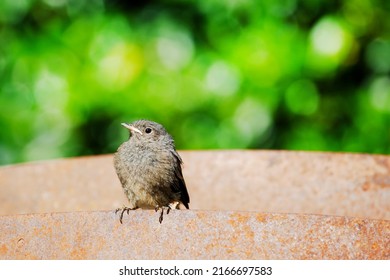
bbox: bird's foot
[154,205,172,223]
[115,206,138,224]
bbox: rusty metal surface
[0,150,389,259]
[0,150,389,219]
[0,210,388,260]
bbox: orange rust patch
[33,225,53,237]
[0,244,8,255]
[255,213,267,223]
[245,227,254,240]
[267,214,288,221]
[17,252,39,260]
[371,243,379,251]
[228,212,250,227]
[329,217,347,227]
[319,242,328,258]
[375,157,390,173]
[372,174,390,188]
[196,211,207,220]
[70,247,87,259]
[229,213,255,239]
[362,174,390,191]
[204,240,219,256]
[227,212,255,256]
[362,183,371,191]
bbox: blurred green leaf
[0,0,389,165]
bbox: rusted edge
[0,210,388,260]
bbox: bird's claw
[155,205,172,224]
[115,206,137,224]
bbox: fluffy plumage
[114,120,189,223]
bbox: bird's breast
[119,143,173,176]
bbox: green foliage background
[0,0,389,165]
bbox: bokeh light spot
[310,17,345,56]
[156,30,194,71]
[369,76,390,112]
[306,16,355,76]
[205,61,241,96]
[233,98,271,146]
[97,43,143,90]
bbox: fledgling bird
[114,120,190,223]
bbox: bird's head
[121,120,174,147]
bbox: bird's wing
[171,150,190,209]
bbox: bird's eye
[145,127,152,134]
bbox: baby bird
[114,120,190,223]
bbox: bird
[114,119,190,223]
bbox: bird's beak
[121,123,143,135]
